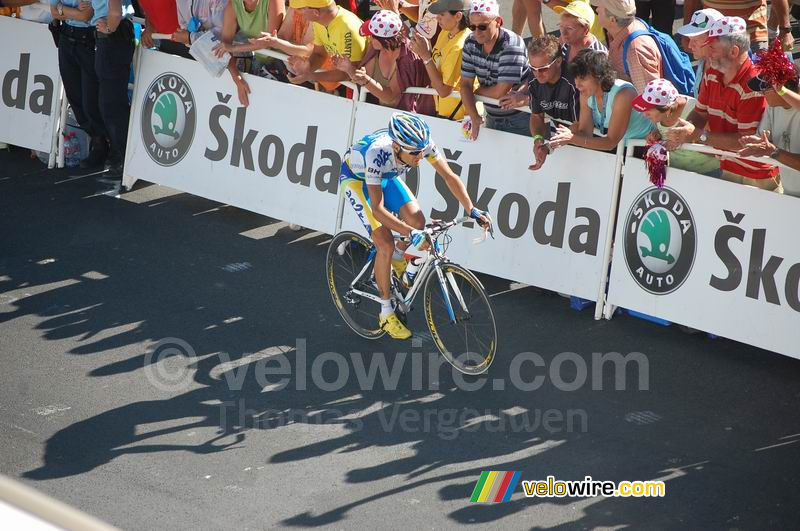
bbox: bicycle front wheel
[423,263,497,374]
[326,231,385,339]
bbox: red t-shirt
[138,0,179,34]
[695,57,777,180]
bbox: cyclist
[340,111,492,340]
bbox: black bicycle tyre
[326,231,386,339]
[423,263,497,374]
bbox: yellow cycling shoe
[391,258,408,277]
[379,313,412,340]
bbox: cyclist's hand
[470,208,494,238]
[409,228,427,250]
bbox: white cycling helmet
[388,112,431,151]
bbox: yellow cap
[553,0,596,28]
[290,0,334,8]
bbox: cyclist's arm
[429,157,475,213]
[366,184,416,235]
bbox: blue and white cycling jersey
[343,130,442,186]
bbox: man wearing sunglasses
[459,0,531,140]
[339,112,492,339]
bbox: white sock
[379,298,395,318]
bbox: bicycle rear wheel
[326,231,385,339]
[423,263,497,374]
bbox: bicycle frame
[345,218,473,324]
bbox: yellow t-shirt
[312,8,367,62]
[432,27,475,120]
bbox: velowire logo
[141,72,196,166]
[623,186,696,295]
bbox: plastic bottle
[402,256,422,287]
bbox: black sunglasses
[403,148,424,156]
[469,23,491,31]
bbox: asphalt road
[1,146,800,530]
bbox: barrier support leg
[594,142,625,320]
[334,87,361,234]
[122,45,144,191]
[51,83,67,169]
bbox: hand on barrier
[549,124,573,149]
[234,75,251,107]
[249,30,278,50]
[331,54,356,79]
[738,130,775,158]
[468,114,482,141]
[212,42,231,58]
[664,118,695,150]
[141,26,155,49]
[498,90,528,110]
[529,135,549,171]
[172,29,191,44]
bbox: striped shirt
[695,57,777,180]
[701,0,768,43]
[607,20,662,94]
[462,28,530,118]
[561,36,608,63]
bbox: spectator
[546,0,607,45]
[49,0,112,169]
[682,0,790,52]
[174,0,227,44]
[767,0,794,51]
[246,2,314,58]
[554,0,607,62]
[90,0,135,182]
[460,0,531,139]
[591,0,662,93]
[284,0,367,88]
[138,0,188,57]
[548,48,653,152]
[525,35,580,170]
[214,0,286,106]
[334,10,435,114]
[632,78,720,175]
[676,7,724,97]
[738,75,800,195]
[634,0,674,36]
[409,0,473,120]
[667,17,781,192]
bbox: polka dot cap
[707,16,747,38]
[362,10,402,38]
[471,0,499,17]
[632,78,679,112]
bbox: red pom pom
[754,39,798,88]
[646,142,668,188]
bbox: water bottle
[402,256,422,287]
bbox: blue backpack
[622,18,696,96]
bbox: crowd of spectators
[3,0,800,196]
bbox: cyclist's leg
[383,178,425,253]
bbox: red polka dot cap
[359,9,403,38]
[632,78,679,113]
[471,0,499,17]
[705,16,747,40]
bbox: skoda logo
[623,187,696,295]
[141,73,195,166]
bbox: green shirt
[233,0,270,39]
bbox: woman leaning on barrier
[333,10,435,115]
[547,48,653,154]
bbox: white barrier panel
[124,48,354,234]
[0,17,61,153]
[606,158,800,359]
[346,102,619,301]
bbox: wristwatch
[770,147,781,160]
[699,131,708,144]
[56,2,63,16]
[779,26,792,35]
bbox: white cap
[676,8,724,37]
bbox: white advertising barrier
[606,157,800,359]
[124,48,354,234]
[345,102,619,301]
[0,17,62,154]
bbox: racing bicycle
[326,217,497,374]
